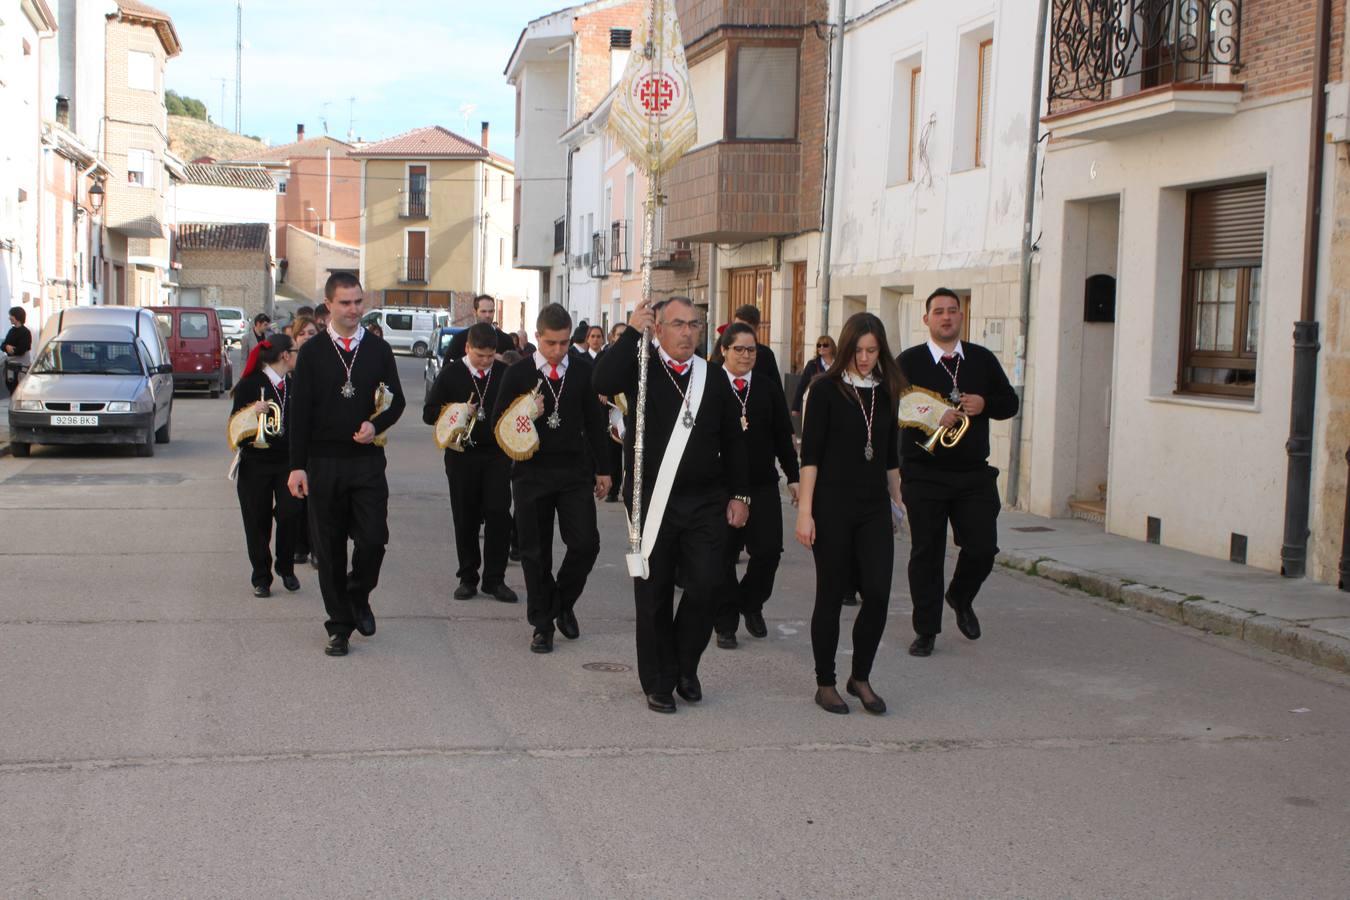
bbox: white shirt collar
[262,364,284,388]
[533,350,568,374]
[842,370,878,388]
[655,342,694,369]
[329,324,365,348]
[723,366,752,387]
[927,339,964,364]
[460,358,492,379]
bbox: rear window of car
[216,309,242,321]
[154,313,173,340]
[181,312,210,339]
[31,341,143,375]
[386,313,413,331]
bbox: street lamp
[88,178,105,214]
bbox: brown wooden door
[406,231,427,282]
[790,262,806,372]
[729,266,772,344]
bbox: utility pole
[347,97,356,142]
[234,0,243,133]
[818,0,847,336]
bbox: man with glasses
[732,304,782,387]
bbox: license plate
[51,415,99,426]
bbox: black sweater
[720,368,800,487]
[289,331,405,469]
[754,342,781,388]
[800,378,899,506]
[3,325,32,357]
[230,369,292,471]
[593,326,749,509]
[422,358,508,458]
[897,342,1018,472]
[446,326,514,360]
[791,356,828,413]
[492,354,610,475]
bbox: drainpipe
[818,0,847,336]
[1280,0,1333,578]
[1004,0,1051,510]
[563,146,576,312]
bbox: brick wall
[279,156,361,257]
[179,249,270,317]
[573,1,647,122]
[103,17,170,250]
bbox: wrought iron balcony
[399,255,428,283]
[1048,0,1243,105]
[651,242,695,273]
[609,220,632,274]
[589,231,609,279]
[553,218,565,255]
[400,189,430,218]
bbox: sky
[159,0,573,159]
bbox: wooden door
[729,266,772,343]
[790,262,806,372]
[406,231,427,282]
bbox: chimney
[481,121,489,150]
[297,123,305,142]
[55,95,70,127]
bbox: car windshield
[30,340,144,376]
[438,333,455,357]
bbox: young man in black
[423,322,517,604]
[3,306,33,393]
[712,323,799,649]
[446,294,514,359]
[732,304,782,387]
[493,303,610,654]
[594,296,750,714]
[287,273,406,657]
[898,288,1018,657]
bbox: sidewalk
[996,510,1350,673]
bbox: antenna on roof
[234,1,243,133]
[321,101,330,136]
[458,102,477,136]
[347,97,356,143]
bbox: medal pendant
[547,411,562,430]
[476,408,487,422]
[682,409,695,429]
[341,380,356,399]
[740,415,749,432]
[864,444,875,462]
[949,388,961,405]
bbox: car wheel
[412,341,428,358]
[136,428,155,457]
[155,417,171,444]
[11,442,31,458]
[209,386,221,399]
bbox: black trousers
[307,454,390,638]
[236,461,300,588]
[293,499,311,559]
[810,499,893,687]
[902,463,1001,637]
[513,466,600,635]
[715,481,783,635]
[633,490,727,695]
[446,452,511,588]
[606,439,625,499]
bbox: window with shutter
[733,44,798,140]
[975,40,993,167]
[909,66,923,182]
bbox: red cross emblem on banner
[637,74,676,115]
[515,415,532,434]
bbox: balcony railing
[589,231,609,279]
[651,242,695,273]
[553,218,566,255]
[609,220,632,274]
[1048,0,1242,105]
[399,255,428,283]
[400,190,430,218]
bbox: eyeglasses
[728,345,757,355]
[661,319,699,331]
[816,343,831,349]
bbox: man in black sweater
[898,288,1018,658]
[594,296,751,714]
[287,273,406,657]
[445,294,515,360]
[423,322,518,605]
[733,304,782,388]
[712,323,800,649]
[493,303,610,655]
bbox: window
[180,312,209,339]
[127,51,155,91]
[127,149,154,188]
[732,44,798,140]
[975,40,994,167]
[953,26,994,170]
[386,314,413,331]
[1179,181,1265,397]
[886,57,923,185]
[277,178,288,195]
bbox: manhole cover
[582,662,631,673]
[1012,526,1055,533]
[2,472,185,486]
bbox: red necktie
[734,378,746,391]
[275,380,285,399]
[668,361,688,375]
[477,369,487,380]
[549,365,560,381]
[340,337,352,352]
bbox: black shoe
[252,584,271,598]
[530,630,554,654]
[646,692,677,714]
[556,608,580,640]
[354,606,376,637]
[955,605,982,640]
[280,574,300,592]
[841,593,859,607]
[814,687,849,715]
[309,553,319,569]
[453,582,477,601]
[325,634,349,657]
[744,610,768,638]
[484,583,519,604]
[909,635,935,657]
[675,675,702,703]
[846,677,887,714]
[716,631,738,650]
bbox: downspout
[563,146,576,312]
[1280,0,1333,578]
[1004,0,1051,510]
[818,0,847,336]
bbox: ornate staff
[608,0,698,577]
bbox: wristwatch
[732,494,752,507]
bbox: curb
[996,549,1350,675]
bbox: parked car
[8,319,174,457]
[423,326,468,394]
[150,306,230,397]
[216,306,247,346]
[362,307,448,357]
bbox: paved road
[2,355,1348,898]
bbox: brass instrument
[252,388,284,449]
[898,385,969,455]
[918,414,969,454]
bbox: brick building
[176,223,272,318]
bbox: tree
[166,90,208,121]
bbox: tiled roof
[349,126,491,159]
[113,0,181,56]
[182,163,275,190]
[177,223,269,252]
[236,136,353,163]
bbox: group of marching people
[229,272,1018,715]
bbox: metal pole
[1004,0,1051,510]
[1339,448,1350,590]
[817,0,846,337]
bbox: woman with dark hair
[284,315,319,567]
[230,334,302,598]
[791,334,835,416]
[795,312,905,715]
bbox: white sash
[638,354,707,571]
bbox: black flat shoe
[675,675,702,703]
[814,687,849,715]
[716,631,738,650]
[744,610,768,638]
[556,608,580,640]
[252,584,271,598]
[646,692,676,714]
[841,594,859,607]
[485,583,518,603]
[909,635,935,657]
[325,634,349,657]
[354,606,376,637]
[281,574,300,593]
[530,631,554,654]
[846,677,887,715]
[955,605,982,640]
[453,582,477,601]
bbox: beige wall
[363,158,479,293]
[103,18,168,244]
[284,225,359,304]
[179,249,272,318]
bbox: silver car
[8,322,174,457]
[215,306,248,347]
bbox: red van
[149,307,233,397]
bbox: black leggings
[810,500,893,687]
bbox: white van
[361,307,448,357]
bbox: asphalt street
[1,354,1348,898]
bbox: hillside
[168,116,267,162]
